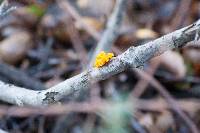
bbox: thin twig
[89,0,127,66]
[137,98,200,113]
[132,69,199,133]
[131,60,160,98]
[170,0,192,30]
[57,0,100,40]
[0,101,108,117]
[57,1,88,67]
[64,16,88,67]
[0,62,46,90]
[0,99,199,117]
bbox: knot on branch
[42,92,59,104]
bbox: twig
[0,101,108,117]
[57,0,100,40]
[59,0,126,65]
[0,0,16,17]
[132,60,160,98]
[33,37,54,73]
[38,117,45,133]
[89,0,127,66]
[170,0,192,30]
[59,0,129,56]
[132,69,199,133]
[137,98,200,113]
[0,62,46,90]
[65,17,88,67]
[0,98,199,117]
[59,0,126,56]
[0,19,200,106]
[57,2,88,67]
[82,114,96,133]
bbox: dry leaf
[155,51,186,78]
[76,17,103,31]
[77,0,89,8]
[77,0,114,16]
[183,49,200,75]
[183,49,200,63]
[156,111,174,132]
[135,28,158,39]
[0,31,32,64]
[13,7,38,26]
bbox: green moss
[26,4,45,17]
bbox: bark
[0,19,199,106]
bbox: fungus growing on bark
[94,51,114,68]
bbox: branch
[0,63,46,90]
[0,101,107,117]
[0,0,16,17]
[0,19,200,106]
[89,0,127,65]
[0,99,199,117]
[132,69,199,133]
[0,129,9,133]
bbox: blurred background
[0,0,200,133]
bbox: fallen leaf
[155,51,186,78]
[135,28,158,39]
[183,48,200,75]
[76,17,103,31]
[77,0,114,16]
[156,111,174,132]
[0,31,32,64]
[183,48,200,63]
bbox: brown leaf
[135,28,158,39]
[155,51,186,78]
[155,111,174,132]
[0,31,32,64]
[76,17,103,31]
[183,48,200,64]
[183,48,200,75]
[77,0,114,16]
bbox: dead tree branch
[0,19,199,106]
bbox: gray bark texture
[0,19,200,106]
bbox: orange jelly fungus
[94,51,114,68]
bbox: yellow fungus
[94,51,114,68]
